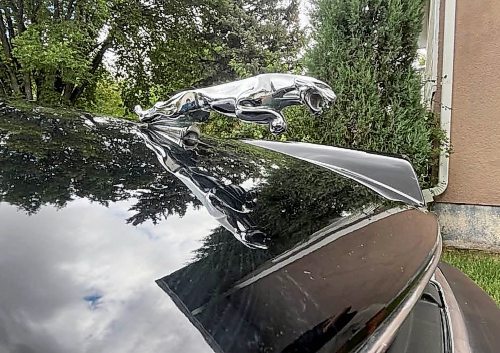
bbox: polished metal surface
[134,74,336,134]
[244,140,425,207]
[0,107,441,353]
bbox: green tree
[118,0,305,109]
[0,1,304,110]
[305,0,435,183]
[77,72,127,117]
[0,1,115,104]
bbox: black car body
[0,105,498,353]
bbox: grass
[442,248,500,304]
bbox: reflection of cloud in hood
[0,198,217,353]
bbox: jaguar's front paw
[134,105,145,120]
[269,117,287,134]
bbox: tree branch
[31,0,43,23]
[70,34,115,103]
[0,14,21,95]
[1,6,25,73]
[16,0,26,32]
[6,1,17,13]
[1,2,25,35]
[3,6,16,40]
[54,0,60,20]
[91,36,114,74]
[0,10,13,58]
[65,0,76,20]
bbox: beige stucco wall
[437,0,500,206]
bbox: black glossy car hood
[0,107,437,353]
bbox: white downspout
[423,0,456,203]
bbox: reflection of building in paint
[156,209,438,353]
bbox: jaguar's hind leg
[235,105,287,134]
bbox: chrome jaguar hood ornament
[135,73,336,134]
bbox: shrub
[305,0,438,185]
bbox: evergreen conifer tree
[306,0,435,181]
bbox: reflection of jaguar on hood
[135,124,270,250]
[135,73,336,134]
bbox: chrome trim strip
[244,140,425,206]
[356,229,442,353]
[432,268,472,353]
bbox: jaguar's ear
[294,78,314,89]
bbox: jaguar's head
[295,76,336,115]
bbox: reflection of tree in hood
[191,156,384,262]
[0,107,273,227]
[167,156,386,313]
[1,105,384,261]
[0,107,198,222]
[251,160,384,255]
[159,154,388,353]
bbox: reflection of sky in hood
[0,198,218,353]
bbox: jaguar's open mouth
[306,92,324,113]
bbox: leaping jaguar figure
[135,73,336,134]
